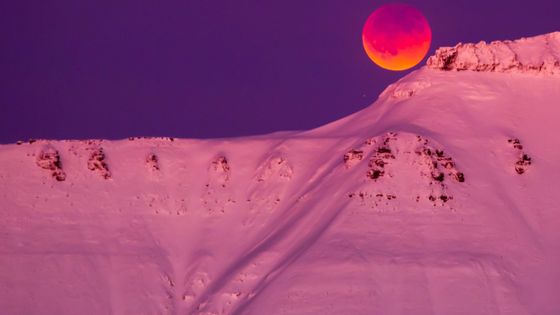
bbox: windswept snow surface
[1,33,560,315]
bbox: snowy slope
[1,33,560,315]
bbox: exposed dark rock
[368,169,384,180]
[343,149,364,168]
[364,134,399,181]
[509,138,532,175]
[213,156,230,172]
[146,153,160,171]
[454,172,465,182]
[87,148,111,179]
[209,156,231,186]
[432,172,445,182]
[373,159,386,167]
[377,147,392,154]
[36,146,66,181]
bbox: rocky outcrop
[427,32,560,74]
[146,153,160,171]
[343,149,364,169]
[508,138,532,174]
[36,146,66,181]
[256,156,293,182]
[366,133,398,180]
[210,156,231,186]
[87,147,111,179]
[344,132,466,208]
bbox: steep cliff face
[427,32,560,74]
[1,34,560,315]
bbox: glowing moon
[362,3,432,71]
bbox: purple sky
[1,1,558,143]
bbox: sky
[0,0,558,143]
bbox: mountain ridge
[427,31,560,73]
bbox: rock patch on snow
[343,149,364,169]
[203,156,236,214]
[146,153,160,171]
[365,132,398,180]
[345,132,465,208]
[508,138,532,174]
[210,156,231,187]
[255,156,293,182]
[87,147,111,179]
[380,80,432,100]
[36,146,66,181]
[128,136,175,142]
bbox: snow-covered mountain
[1,32,559,315]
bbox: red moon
[362,3,432,71]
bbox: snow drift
[1,33,560,315]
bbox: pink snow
[1,32,560,315]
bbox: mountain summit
[427,31,560,73]
[1,33,559,315]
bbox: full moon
[362,3,432,71]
